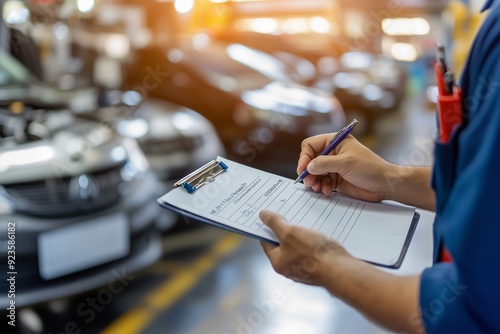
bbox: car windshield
[179,38,296,92]
[0,50,34,86]
[225,44,297,82]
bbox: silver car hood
[0,119,128,185]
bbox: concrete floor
[10,86,438,334]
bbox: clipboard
[174,160,229,193]
[158,157,420,269]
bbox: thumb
[259,210,287,238]
[307,155,348,176]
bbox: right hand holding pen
[297,134,396,202]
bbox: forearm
[384,165,435,211]
[319,256,424,333]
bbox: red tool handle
[435,63,463,143]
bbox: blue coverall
[420,0,500,332]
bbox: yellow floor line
[101,233,242,334]
[145,260,188,275]
[189,275,250,334]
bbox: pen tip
[293,179,299,184]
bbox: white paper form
[158,157,418,267]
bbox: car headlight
[362,84,383,102]
[116,118,149,139]
[172,112,196,131]
[0,145,55,172]
[122,90,142,106]
[310,96,335,114]
[333,72,369,93]
[122,138,149,173]
[0,187,14,215]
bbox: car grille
[2,164,126,218]
[140,135,204,155]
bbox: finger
[301,134,335,155]
[260,241,278,258]
[297,154,312,175]
[297,135,333,174]
[330,173,340,190]
[312,180,321,192]
[307,155,349,176]
[259,210,287,238]
[303,178,320,192]
[303,174,319,188]
[321,176,333,197]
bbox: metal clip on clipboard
[435,43,463,143]
[174,160,229,193]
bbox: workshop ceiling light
[310,16,330,34]
[390,43,418,62]
[282,18,309,34]
[382,17,430,36]
[236,18,279,34]
[77,0,95,13]
[174,0,195,14]
[101,34,130,59]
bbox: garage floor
[10,85,437,334]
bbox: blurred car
[313,52,407,128]
[211,30,344,82]
[122,34,346,166]
[211,32,406,133]
[95,90,225,181]
[0,47,224,312]
[0,49,225,182]
[0,50,96,112]
[0,105,167,309]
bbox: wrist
[314,241,357,288]
[316,250,369,297]
[382,163,407,202]
[382,165,435,210]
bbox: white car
[0,107,171,308]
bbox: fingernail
[307,162,316,174]
[260,210,270,219]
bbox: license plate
[38,212,130,280]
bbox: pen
[435,43,454,95]
[294,119,358,184]
[435,43,448,76]
[444,71,455,95]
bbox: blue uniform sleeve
[420,5,500,332]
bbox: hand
[259,210,352,286]
[297,134,395,202]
